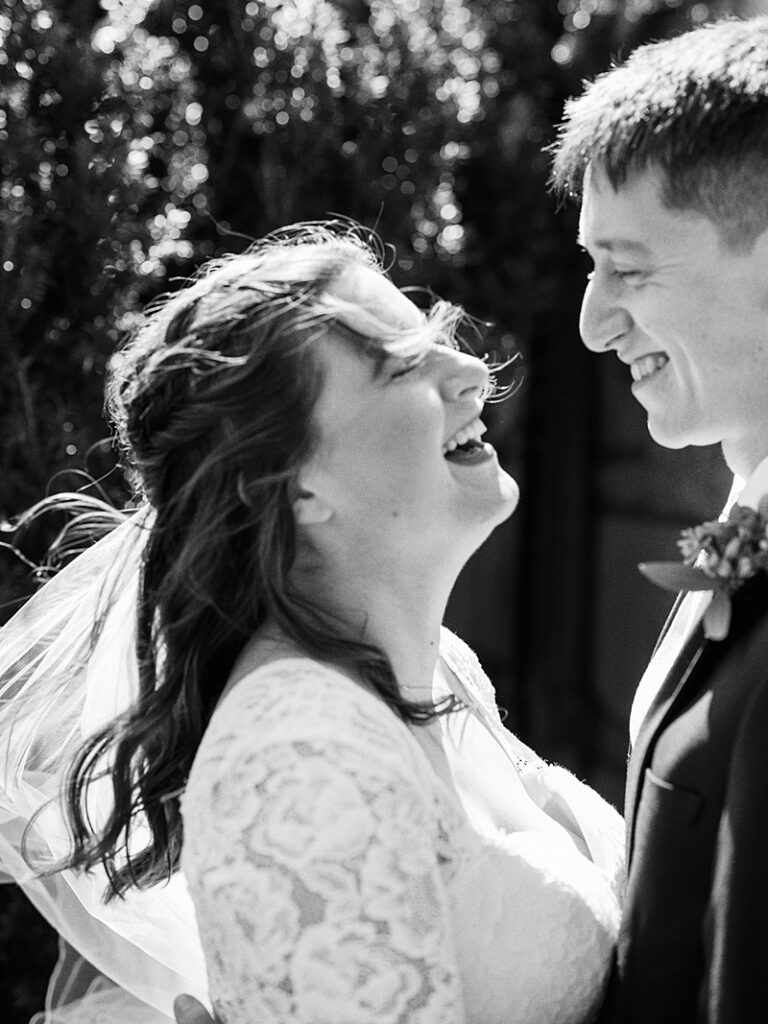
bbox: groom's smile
[578,163,768,477]
[629,352,669,385]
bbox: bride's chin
[476,485,521,535]
[496,474,521,517]
[469,474,520,531]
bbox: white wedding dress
[182,629,624,1024]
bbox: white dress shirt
[628,454,768,746]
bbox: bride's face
[294,265,519,556]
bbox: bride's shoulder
[183,655,439,859]
[194,654,418,788]
[223,653,396,725]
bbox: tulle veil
[0,507,209,1022]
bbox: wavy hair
[59,222,479,897]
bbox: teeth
[443,418,486,454]
[631,353,669,382]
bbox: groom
[550,16,768,1024]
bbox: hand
[173,994,219,1024]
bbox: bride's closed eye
[389,355,427,380]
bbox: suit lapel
[649,592,686,660]
[625,622,707,863]
[625,572,768,864]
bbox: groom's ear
[292,487,333,526]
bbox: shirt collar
[726,453,768,514]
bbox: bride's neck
[286,553,453,698]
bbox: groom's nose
[579,273,632,354]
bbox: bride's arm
[182,676,467,1024]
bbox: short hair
[549,17,768,249]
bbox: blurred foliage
[0,0,744,1018]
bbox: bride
[0,222,623,1024]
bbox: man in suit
[550,16,768,1024]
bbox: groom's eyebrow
[577,234,653,256]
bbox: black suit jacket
[599,572,768,1024]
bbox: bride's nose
[439,350,490,402]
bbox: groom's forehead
[579,165,676,254]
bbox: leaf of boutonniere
[703,589,732,641]
[638,562,718,593]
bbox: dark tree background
[0,0,754,1018]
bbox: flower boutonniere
[639,497,768,641]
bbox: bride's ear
[292,487,333,526]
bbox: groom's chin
[645,415,709,452]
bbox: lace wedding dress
[182,629,624,1024]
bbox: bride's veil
[0,509,208,1022]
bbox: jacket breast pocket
[641,768,704,826]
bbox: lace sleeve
[181,664,466,1024]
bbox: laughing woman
[0,223,623,1024]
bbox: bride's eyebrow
[348,336,408,380]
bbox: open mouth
[443,418,492,463]
[444,439,490,463]
[631,353,669,383]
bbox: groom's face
[578,163,768,471]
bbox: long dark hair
[61,223,472,898]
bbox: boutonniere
[639,497,768,641]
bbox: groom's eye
[612,267,645,284]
